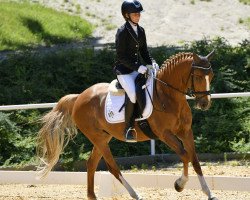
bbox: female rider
[114,0,159,142]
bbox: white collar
[129,21,138,35]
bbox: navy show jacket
[114,21,154,75]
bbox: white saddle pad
[105,72,154,124]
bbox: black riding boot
[124,99,137,142]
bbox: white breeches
[117,71,139,103]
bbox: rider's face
[127,12,141,23]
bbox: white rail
[186,92,250,99]
[0,92,249,111]
[0,103,57,111]
[0,92,249,155]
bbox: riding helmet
[121,0,143,18]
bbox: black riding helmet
[121,0,143,20]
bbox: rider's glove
[152,62,159,70]
[138,65,147,74]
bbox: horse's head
[189,50,215,110]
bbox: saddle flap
[105,71,154,124]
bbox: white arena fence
[0,92,249,156]
[0,171,249,196]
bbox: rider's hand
[152,62,159,70]
[138,65,147,74]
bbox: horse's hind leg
[79,127,141,200]
[159,131,190,192]
[86,145,106,200]
[97,143,142,200]
[180,130,218,200]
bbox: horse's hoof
[174,180,184,192]
[209,197,218,200]
[87,195,97,200]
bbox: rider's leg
[124,96,136,142]
[117,71,138,142]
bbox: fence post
[150,139,155,155]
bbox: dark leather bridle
[154,63,213,98]
[186,63,213,98]
[145,62,213,112]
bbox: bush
[0,38,249,168]
[0,110,40,166]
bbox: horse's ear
[206,49,215,61]
[193,53,201,63]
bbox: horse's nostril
[197,100,209,110]
[200,100,211,110]
[202,102,207,107]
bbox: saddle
[105,71,158,139]
[112,74,148,117]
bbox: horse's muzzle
[195,98,211,111]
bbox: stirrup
[125,127,137,143]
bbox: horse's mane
[158,52,193,76]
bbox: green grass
[239,17,250,29]
[239,0,250,5]
[244,17,250,29]
[0,1,93,51]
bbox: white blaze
[205,75,211,101]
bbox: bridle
[149,63,213,112]
[187,63,212,99]
[153,63,213,99]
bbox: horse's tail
[36,94,79,179]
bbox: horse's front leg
[179,129,218,200]
[158,130,190,192]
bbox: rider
[114,0,159,142]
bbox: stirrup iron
[125,127,137,143]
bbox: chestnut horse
[37,50,218,200]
